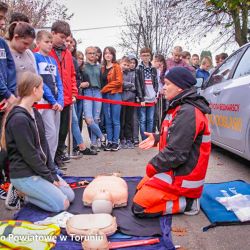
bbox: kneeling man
[132,67,211,217]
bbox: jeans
[138,105,155,140]
[76,99,84,132]
[72,103,83,148]
[83,88,103,145]
[102,93,121,144]
[56,105,70,157]
[11,175,75,212]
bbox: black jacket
[5,106,59,183]
[136,62,158,102]
[150,88,211,175]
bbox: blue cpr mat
[200,180,250,231]
[14,176,175,250]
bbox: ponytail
[8,21,35,41]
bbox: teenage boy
[119,56,137,149]
[191,54,200,70]
[137,48,158,140]
[166,46,195,73]
[181,51,191,65]
[196,56,212,81]
[49,21,78,164]
[0,2,16,111]
[129,55,140,146]
[0,1,16,195]
[34,30,64,164]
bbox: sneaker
[104,142,113,151]
[90,145,100,153]
[5,184,21,210]
[127,140,135,149]
[54,157,67,170]
[184,198,200,216]
[79,147,97,155]
[120,139,128,149]
[60,154,71,163]
[63,145,68,154]
[111,143,120,151]
[0,182,10,200]
[56,167,67,176]
[100,135,107,149]
[133,139,139,147]
[71,148,83,159]
[0,188,7,200]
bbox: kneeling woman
[1,72,75,212]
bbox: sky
[60,0,238,60]
[60,0,132,58]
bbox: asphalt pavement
[0,143,249,249]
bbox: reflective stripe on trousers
[165,196,186,214]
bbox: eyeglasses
[87,52,96,55]
[78,57,84,60]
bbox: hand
[57,104,63,111]
[53,181,60,187]
[146,163,157,177]
[53,180,69,187]
[58,180,69,187]
[52,103,59,111]
[72,96,76,103]
[139,132,155,150]
[141,102,146,107]
[80,82,89,88]
[0,99,7,112]
[7,94,17,105]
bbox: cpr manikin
[83,174,128,213]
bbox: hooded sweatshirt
[5,106,59,183]
[0,38,16,101]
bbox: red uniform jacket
[147,88,211,198]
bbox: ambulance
[200,43,250,160]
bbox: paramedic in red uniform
[132,67,211,217]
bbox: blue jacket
[0,38,16,101]
[196,68,210,81]
[34,52,64,106]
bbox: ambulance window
[233,47,250,79]
[207,51,241,87]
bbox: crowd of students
[0,1,227,211]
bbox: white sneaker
[184,198,200,216]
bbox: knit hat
[165,67,197,90]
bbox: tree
[174,0,250,49]
[119,0,181,57]
[3,0,73,28]
[200,50,212,60]
[206,0,250,46]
